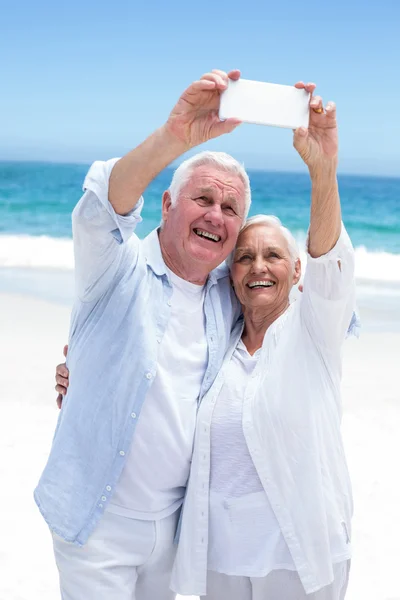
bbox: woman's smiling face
[230,223,301,311]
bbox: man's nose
[204,204,223,227]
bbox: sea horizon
[1,158,399,181]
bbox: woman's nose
[251,257,268,273]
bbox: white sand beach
[0,289,399,600]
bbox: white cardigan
[171,225,356,596]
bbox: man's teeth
[248,281,275,289]
[194,229,221,242]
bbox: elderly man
[36,69,323,600]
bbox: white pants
[202,561,350,600]
[52,509,179,600]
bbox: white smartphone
[219,78,310,129]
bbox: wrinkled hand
[55,344,69,409]
[165,69,242,150]
[293,82,338,173]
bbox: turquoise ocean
[0,161,399,329]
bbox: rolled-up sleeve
[72,159,144,302]
[300,224,357,353]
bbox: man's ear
[293,258,301,286]
[161,190,172,223]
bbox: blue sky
[2,0,399,175]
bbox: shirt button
[146,372,152,380]
[167,301,172,307]
[131,412,137,419]
[106,486,112,492]
[98,503,103,508]
[119,450,125,456]
[101,496,107,502]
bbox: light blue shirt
[34,159,240,545]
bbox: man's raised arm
[109,69,242,215]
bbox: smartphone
[219,78,310,129]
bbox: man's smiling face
[161,165,246,273]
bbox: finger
[310,95,323,114]
[212,69,229,83]
[56,363,68,378]
[212,117,242,138]
[294,82,316,95]
[56,373,69,387]
[200,72,227,89]
[63,344,68,358]
[56,394,63,410]
[325,101,336,119]
[190,79,218,91]
[305,82,317,94]
[293,127,309,156]
[298,284,304,293]
[55,384,67,395]
[227,69,241,81]
[211,69,240,83]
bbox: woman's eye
[237,255,252,262]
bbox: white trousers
[52,509,179,600]
[202,561,350,600]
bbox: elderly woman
[170,106,356,598]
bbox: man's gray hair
[168,151,252,222]
[226,214,300,268]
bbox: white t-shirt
[208,339,295,576]
[107,268,208,520]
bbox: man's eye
[269,253,280,259]
[223,205,236,214]
[195,196,210,204]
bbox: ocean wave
[0,234,399,284]
[0,234,74,270]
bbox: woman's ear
[293,258,301,286]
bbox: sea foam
[0,234,399,285]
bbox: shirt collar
[142,227,231,284]
[142,228,168,277]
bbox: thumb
[293,127,309,157]
[211,117,242,139]
[63,344,68,358]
